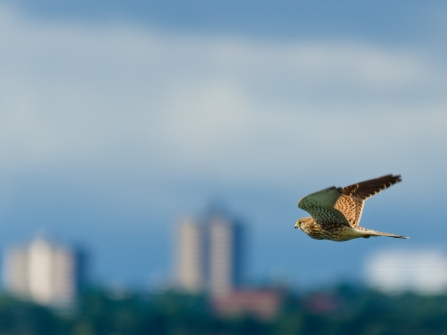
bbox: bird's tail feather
[363,229,409,239]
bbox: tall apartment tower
[3,237,86,308]
[175,210,243,296]
[176,219,205,293]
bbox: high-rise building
[175,210,244,296]
[175,219,204,293]
[3,237,87,308]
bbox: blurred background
[0,0,447,333]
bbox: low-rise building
[364,249,447,294]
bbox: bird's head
[295,217,312,230]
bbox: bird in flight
[295,174,408,241]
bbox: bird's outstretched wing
[334,174,401,227]
[298,187,350,227]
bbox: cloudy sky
[0,0,446,289]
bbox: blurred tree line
[1,285,447,335]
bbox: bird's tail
[362,228,409,239]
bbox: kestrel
[295,174,408,241]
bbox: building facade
[175,210,243,296]
[3,237,86,308]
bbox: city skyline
[4,225,447,297]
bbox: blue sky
[0,0,446,289]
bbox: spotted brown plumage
[295,174,408,241]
